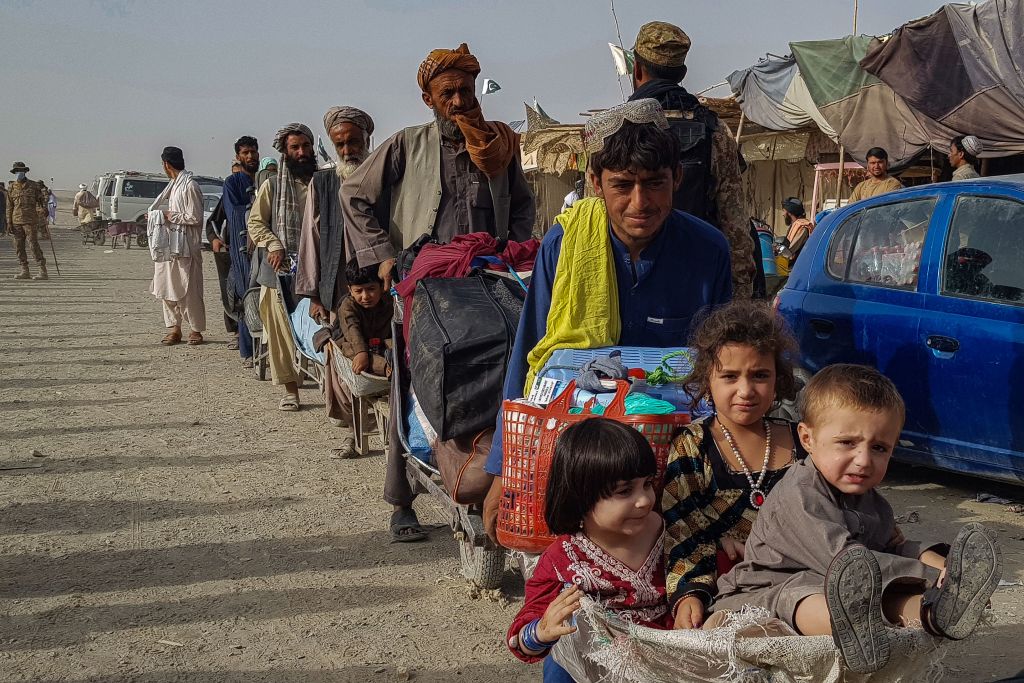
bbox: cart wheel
[258,354,268,381]
[95,231,106,246]
[137,232,148,248]
[459,534,505,589]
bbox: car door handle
[926,335,960,356]
[810,318,834,339]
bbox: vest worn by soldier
[7,179,46,225]
[666,105,719,225]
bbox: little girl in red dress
[507,418,672,681]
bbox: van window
[844,198,936,289]
[103,179,116,196]
[943,195,1024,305]
[121,179,167,199]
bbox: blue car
[776,175,1024,484]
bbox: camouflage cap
[633,21,690,68]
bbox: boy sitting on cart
[482,99,734,540]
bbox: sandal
[227,335,240,350]
[241,357,254,369]
[923,523,1000,640]
[279,393,300,412]
[161,331,182,346]
[329,436,357,459]
[188,332,204,346]
[826,544,893,674]
[390,507,427,543]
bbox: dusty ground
[0,197,1022,682]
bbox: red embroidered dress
[507,530,672,663]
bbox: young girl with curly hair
[662,299,803,630]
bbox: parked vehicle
[776,175,1024,483]
[93,171,222,248]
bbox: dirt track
[0,199,1022,682]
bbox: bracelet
[520,619,558,652]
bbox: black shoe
[924,522,1000,640]
[826,544,894,674]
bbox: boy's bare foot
[826,544,893,674]
[924,523,1000,640]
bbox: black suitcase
[408,272,525,441]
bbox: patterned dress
[508,530,672,663]
[661,417,805,612]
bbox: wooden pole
[735,111,746,143]
[836,1,858,207]
[610,0,629,102]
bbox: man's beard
[242,160,258,174]
[434,109,464,141]
[335,155,365,180]
[285,155,317,179]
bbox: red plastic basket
[496,380,690,553]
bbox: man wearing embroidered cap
[628,21,755,299]
[247,122,317,412]
[482,100,733,557]
[950,135,982,180]
[342,43,535,542]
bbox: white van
[95,171,223,227]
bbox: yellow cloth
[524,197,620,395]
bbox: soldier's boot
[32,264,48,281]
[14,265,30,280]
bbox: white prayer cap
[961,135,983,157]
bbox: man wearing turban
[341,43,535,541]
[295,106,379,455]
[247,122,317,412]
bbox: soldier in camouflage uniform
[628,21,755,298]
[6,161,48,280]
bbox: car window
[121,179,167,199]
[844,198,936,289]
[826,212,861,279]
[943,195,1024,305]
[103,179,115,196]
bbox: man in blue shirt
[482,99,733,540]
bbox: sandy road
[0,202,1022,682]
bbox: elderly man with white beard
[296,106,376,323]
[295,106,380,455]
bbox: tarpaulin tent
[789,35,949,166]
[727,54,838,139]
[860,0,1024,156]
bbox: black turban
[781,197,805,217]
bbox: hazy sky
[1,0,942,188]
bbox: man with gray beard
[295,107,377,454]
[296,106,376,323]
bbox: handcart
[107,221,148,249]
[391,291,506,589]
[80,219,107,245]
[242,286,269,380]
[332,347,390,456]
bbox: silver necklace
[718,418,772,509]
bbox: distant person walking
[149,146,206,346]
[73,183,99,231]
[6,161,49,280]
[950,135,982,180]
[46,184,57,225]
[848,147,903,203]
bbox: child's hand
[536,585,581,643]
[720,536,746,561]
[673,595,706,629]
[352,352,370,375]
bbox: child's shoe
[923,522,1001,640]
[826,544,895,674]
